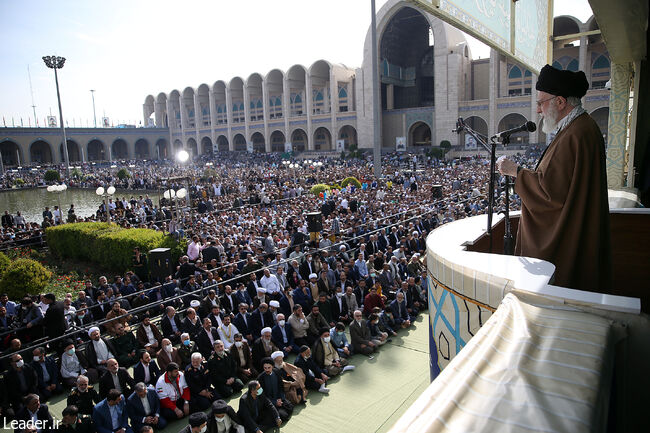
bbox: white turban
[190,300,201,308]
[269,300,280,308]
[309,273,317,280]
[261,327,272,335]
[257,287,267,293]
[88,326,100,337]
[271,351,284,360]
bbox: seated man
[217,314,240,350]
[104,301,132,336]
[368,313,389,346]
[378,307,399,337]
[389,291,412,328]
[98,358,135,399]
[311,328,354,377]
[287,304,311,347]
[177,332,198,370]
[257,357,293,423]
[66,375,100,416]
[229,333,259,383]
[270,351,307,406]
[208,340,244,398]
[6,353,39,413]
[112,323,139,368]
[197,318,220,358]
[155,362,190,421]
[349,310,377,356]
[133,351,161,387]
[294,346,330,394]
[93,389,134,433]
[31,346,62,401]
[181,307,203,341]
[238,380,282,433]
[251,327,279,372]
[160,306,183,344]
[178,411,209,433]
[86,327,116,377]
[185,352,216,412]
[306,304,330,344]
[126,382,167,432]
[207,399,245,433]
[14,394,55,432]
[271,313,301,357]
[135,313,163,356]
[59,404,95,433]
[329,322,353,358]
[60,340,97,386]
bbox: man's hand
[276,418,282,427]
[226,377,234,385]
[243,368,251,376]
[183,402,190,416]
[174,408,184,418]
[276,398,283,406]
[321,373,329,381]
[496,157,519,177]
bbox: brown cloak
[515,112,611,292]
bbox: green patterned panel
[606,62,631,188]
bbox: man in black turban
[497,64,611,292]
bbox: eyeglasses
[536,96,557,108]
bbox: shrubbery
[341,176,362,189]
[310,184,331,196]
[0,258,52,300]
[0,252,10,278]
[46,222,186,273]
[44,170,60,182]
[117,168,131,180]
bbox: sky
[0,0,594,127]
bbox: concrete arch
[216,135,229,152]
[266,69,285,119]
[309,60,332,114]
[590,106,609,142]
[408,122,431,147]
[246,73,264,122]
[173,139,183,152]
[229,77,245,123]
[287,65,307,117]
[0,139,23,166]
[111,138,129,160]
[497,113,529,144]
[313,126,332,150]
[186,137,198,157]
[338,125,358,149]
[201,136,213,154]
[212,81,227,125]
[290,128,307,152]
[144,95,155,126]
[197,84,210,127]
[182,87,196,127]
[169,90,182,129]
[406,118,432,134]
[59,139,82,162]
[87,139,106,161]
[270,130,286,152]
[135,138,150,159]
[155,138,168,159]
[233,133,247,152]
[251,131,265,152]
[155,92,168,127]
[30,139,54,164]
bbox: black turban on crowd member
[536,64,589,98]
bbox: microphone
[491,121,536,140]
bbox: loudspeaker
[306,212,323,233]
[432,185,443,200]
[149,248,172,282]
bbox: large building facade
[0,1,611,166]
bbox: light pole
[95,185,116,224]
[42,55,70,176]
[370,0,382,179]
[90,90,97,128]
[46,183,68,224]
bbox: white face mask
[16,360,24,368]
[215,416,225,422]
[278,320,285,326]
[33,356,41,362]
[164,345,172,353]
[336,292,344,298]
[323,337,331,343]
[200,426,207,433]
[234,341,243,348]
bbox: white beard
[541,102,560,134]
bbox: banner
[284,142,292,153]
[396,136,406,152]
[102,117,110,127]
[336,139,345,152]
[464,134,477,150]
[47,116,57,128]
[246,141,254,153]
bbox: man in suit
[126,382,167,432]
[41,293,68,341]
[181,307,202,341]
[249,302,273,340]
[112,323,139,368]
[390,291,413,328]
[133,351,161,387]
[93,389,134,433]
[294,345,330,393]
[200,290,220,317]
[98,358,135,399]
[66,375,101,416]
[271,313,301,356]
[208,340,244,398]
[5,353,39,413]
[228,333,258,383]
[237,380,282,433]
[251,328,279,372]
[349,310,377,356]
[14,394,55,432]
[202,241,220,264]
[59,404,95,433]
[135,313,163,357]
[156,338,183,373]
[30,346,62,401]
[197,317,220,358]
[219,285,237,315]
[160,306,183,344]
[233,303,254,343]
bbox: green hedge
[0,252,10,279]
[341,176,362,189]
[0,258,52,300]
[310,184,331,196]
[46,222,187,273]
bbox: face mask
[278,320,285,326]
[33,356,41,362]
[78,314,85,319]
[183,340,190,346]
[215,416,225,423]
[336,292,344,298]
[234,341,243,348]
[323,337,331,343]
[256,387,263,396]
[200,426,207,433]
[67,348,75,356]
[16,360,24,368]
[164,345,172,353]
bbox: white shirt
[218,324,239,349]
[141,395,152,417]
[260,274,281,294]
[142,363,151,383]
[143,325,157,346]
[93,339,113,363]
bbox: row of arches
[0,138,171,166]
[144,60,355,129]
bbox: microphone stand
[455,119,509,255]
[500,134,514,256]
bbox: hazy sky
[0,0,594,127]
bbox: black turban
[536,64,589,98]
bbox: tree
[116,168,131,180]
[44,170,60,182]
[440,140,451,149]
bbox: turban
[261,327,272,335]
[309,273,318,280]
[88,326,100,336]
[269,300,280,308]
[536,64,589,98]
[189,412,207,427]
[212,400,228,414]
[271,350,284,360]
[190,300,201,308]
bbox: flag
[20,117,23,127]
[2,116,5,127]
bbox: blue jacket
[93,397,133,433]
[31,356,59,390]
[389,299,409,324]
[126,388,161,432]
[271,324,299,352]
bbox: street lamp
[288,163,298,183]
[42,55,70,176]
[95,185,116,224]
[46,183,68,224]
